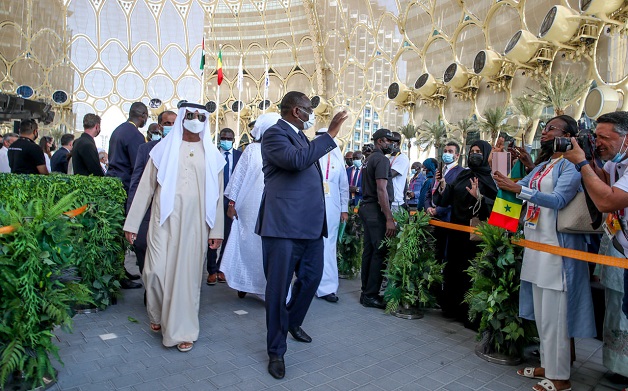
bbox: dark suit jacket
[106,122,145,192]
[255,119,336,240]
[424,164,464,221]
[346,166,363,206]
[220,148,242,209]
[72,133,104,176]
[50,147,70,173]
[127,140,159,215]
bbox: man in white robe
[220,113,281,299]
[315,128,349,302]
[123,102,225,352]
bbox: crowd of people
[1,93,627,390]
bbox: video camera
[553,130,597,160]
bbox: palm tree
[397,123,418,156]
[478,106,513,145]
[527,72,591,116]
[512,95,543,145]
[454,117,478,147]
[416,116,449,157]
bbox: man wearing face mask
[145,123,162,142]
[8,119,48,174]
[388,131,409,211]
[108,102,150,289]
[347,150,364,207]
[127,110,177,276]
[124,102,224,353]
[107,102,148,194]
[255,91,348,379]
[563,111,628,383]
[207,128,242,285]
[359,128,396,310]
[344,151,354,168]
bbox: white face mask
[299,108,315,130]
[184,119,205,134]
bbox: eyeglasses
[185,112,207,122]
[543,124,565,133]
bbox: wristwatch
[575,160,589,172]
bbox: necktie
[224,151,230,186]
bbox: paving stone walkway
[47,255,626,391]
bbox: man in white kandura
[220,112,281,299]
[123,102,225,353]
[315,128,349,303]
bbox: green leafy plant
[337,206,363,277]
[397,123,418,156]
[526,72,592,116]
[383,210,444,313]
[0,190,92,388]
[478,106,513,145]
[0,174,127,309]
[416,116,449,157]
[465,222,537,358]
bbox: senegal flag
[487,160,526,232]
[216,47,223,86]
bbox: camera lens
[554,137,572,153]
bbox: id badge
[323,182,331,196]
[524,204,539,230]
[603,213,621,240]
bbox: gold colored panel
[11,59,44,89]
[453,23,485,69]
[486,3,522,52]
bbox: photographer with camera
[563,111,628,385]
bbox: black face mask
[381,143,393,155]
[468,153,483,168]
[345,159,353,166]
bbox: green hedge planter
[465,222,537,364]
[0,173,127,309]
[337,205,363,279]
[0,191,93,388]
[384,210,444,318]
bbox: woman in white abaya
[220,113,281,298]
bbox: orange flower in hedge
[0,225,16,235]
[63,204,88,218]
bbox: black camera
[553,132,596,160]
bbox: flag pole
[215,44,223,145]
[263,58,269,114]
[236,54,243,147]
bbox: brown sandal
[150,323,161,332]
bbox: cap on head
[372,128,394,141]
[390,132,401,142]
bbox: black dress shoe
[120,278,142,289]
[321,293,339,303]
[125,270,141,280]
[268,355,285,379]
[288,326,312,343]
[359,293,364,304]
[237,291,247,299]
[362,295,385,309]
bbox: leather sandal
[150,323,161,333]
[177,342,193,352]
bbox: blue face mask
[611,135,628,163]
[442,152,455,164]
[411,169,417,175]
[220,140,233,151]
[151,134,161,141]
[162,125,173,137]
[353,159,362,168]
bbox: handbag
[469,216,482,241]
[557,191,604,234]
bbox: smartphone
[492,151,512,177]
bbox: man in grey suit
[255,91,347,379]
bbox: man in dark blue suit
[50,133,74,173]
[255,91,348,379]
[206,127,242,285]
[346,150,363,206]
